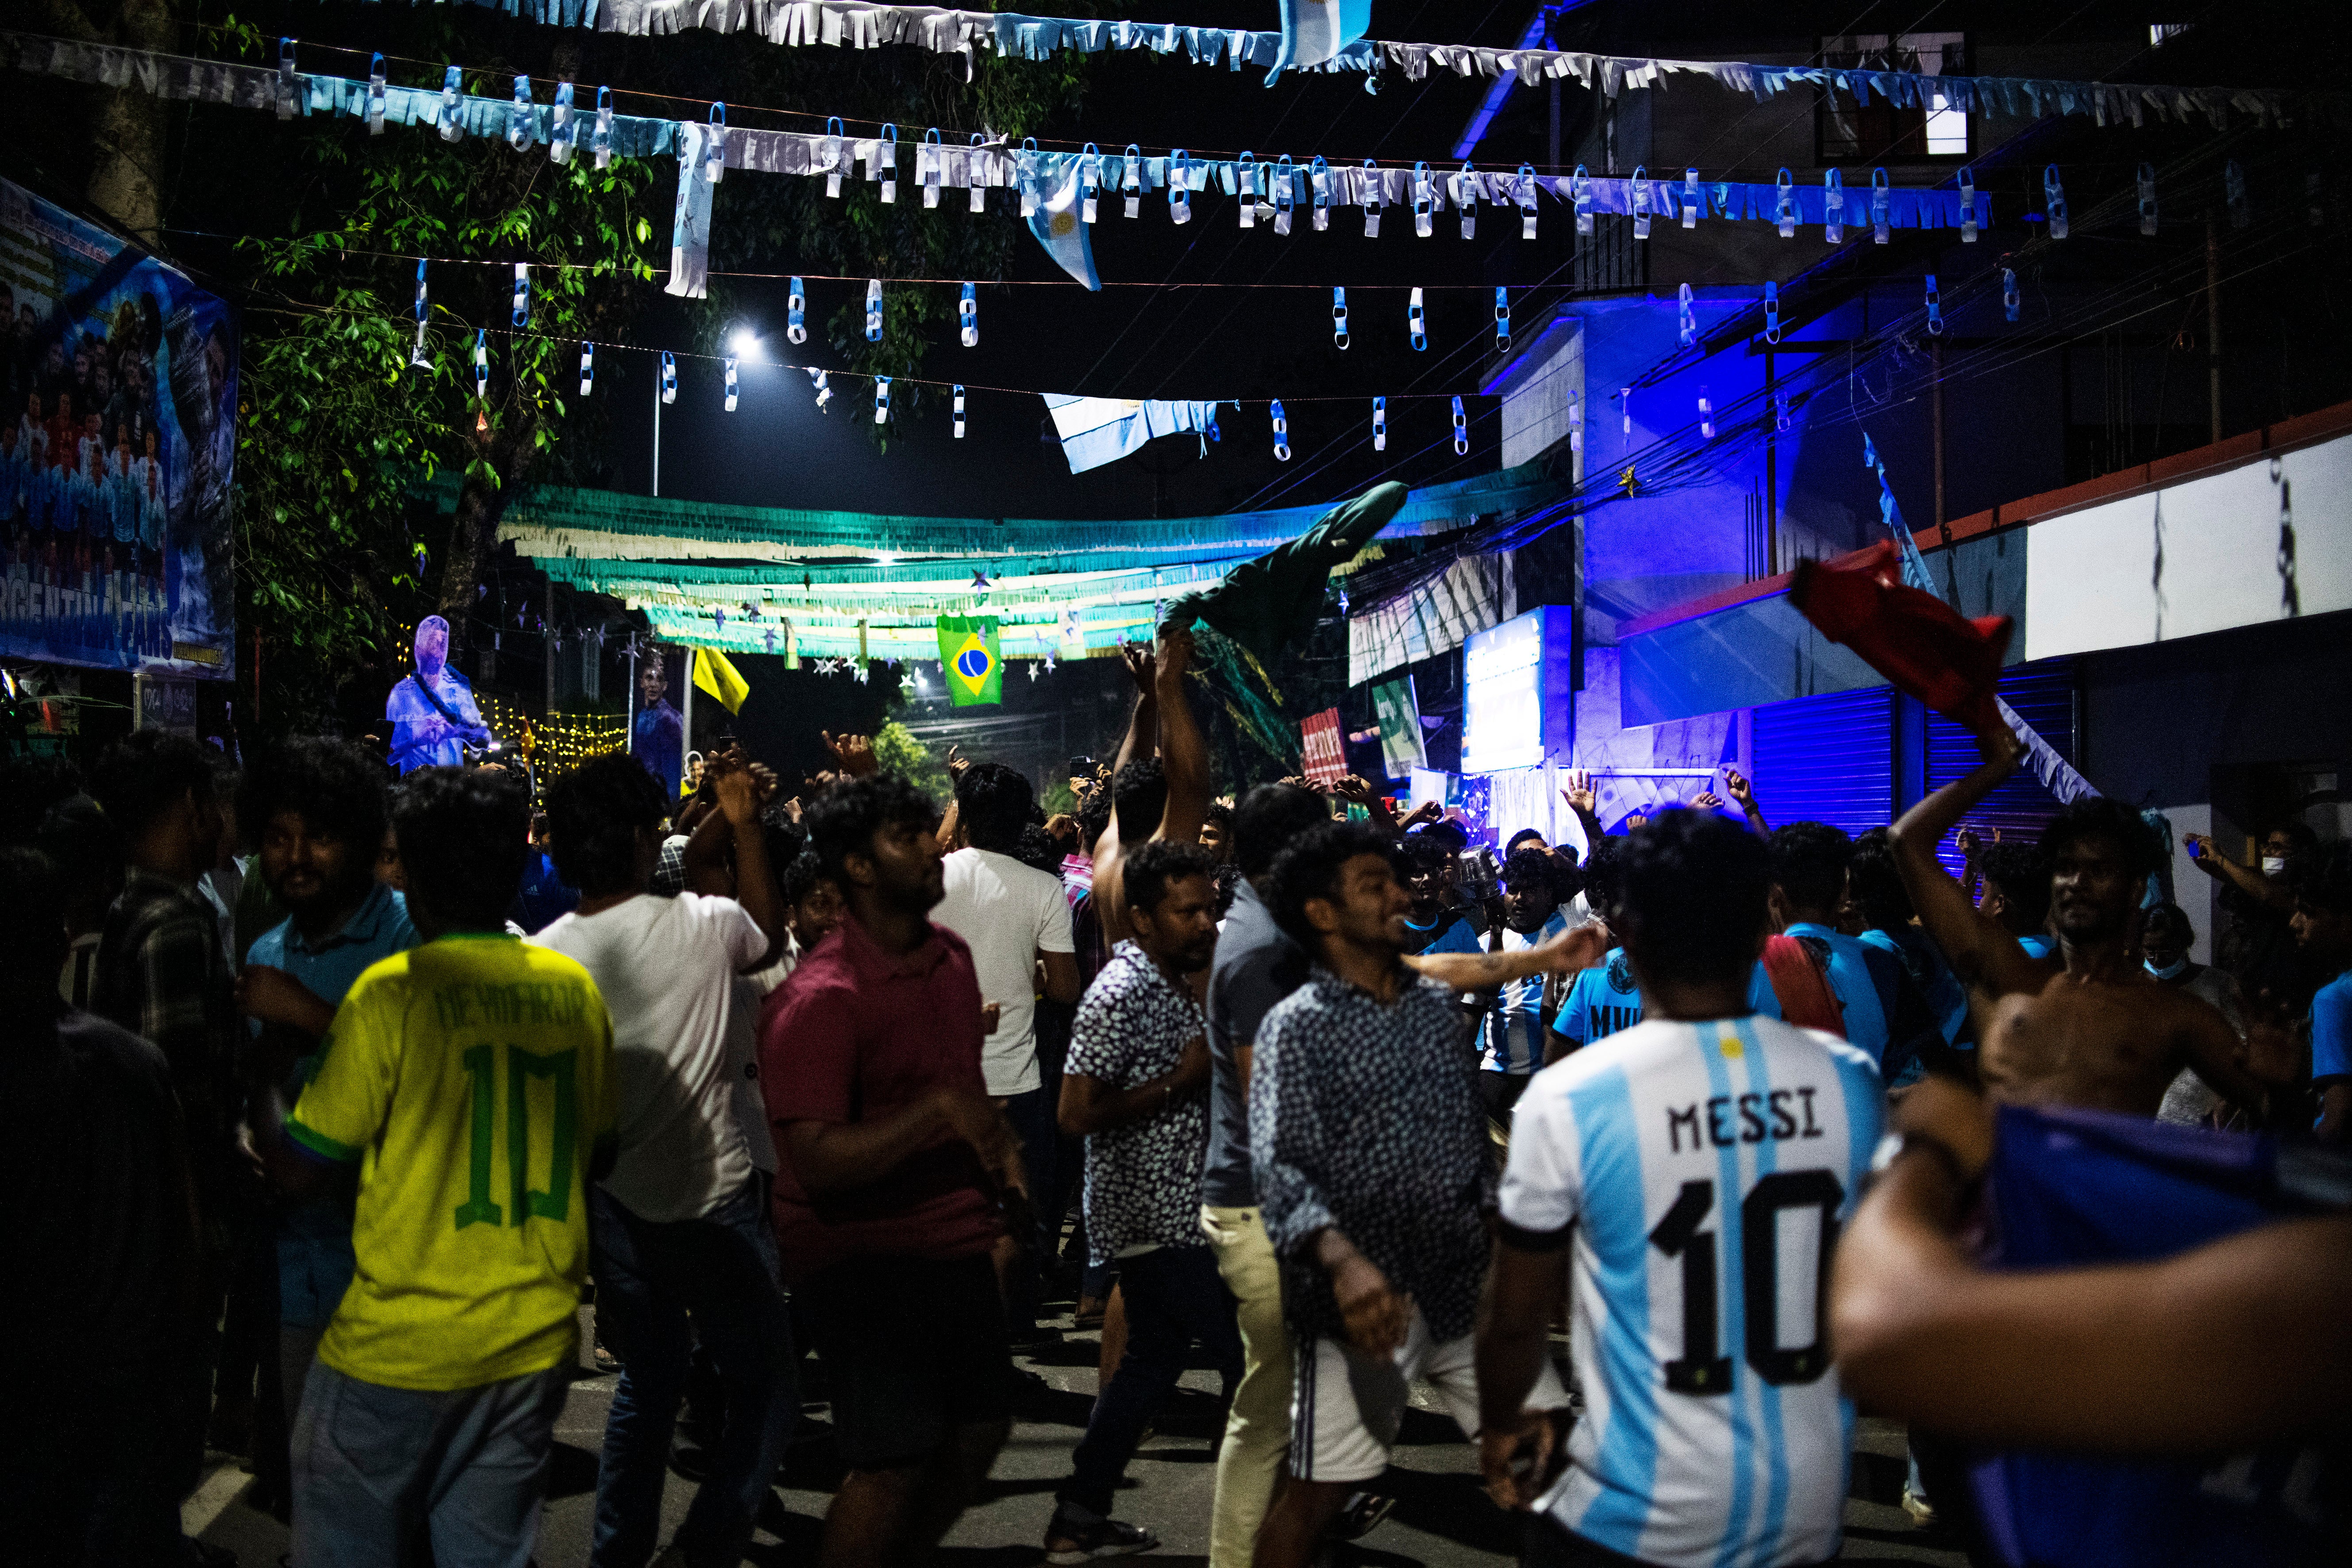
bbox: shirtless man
[1090,625,1212,948]
[1889,728,2281,1119]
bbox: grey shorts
[289,1359,570,1568]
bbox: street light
[729,325,763,362]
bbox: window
[1817,33,1970,165]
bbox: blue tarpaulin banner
[0,177,237,678]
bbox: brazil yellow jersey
[286,932,617,1391]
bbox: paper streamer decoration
[410,258,430,369]
[661,350,677,404]
[439,65,462,141]
[1409,286,1426,350]
[1621,386,1632,437]
[367,52,385,134]
[473,329,488,399]
[1451,395,1467,455]
[1124,143,1143,216]
[509,73,533,149]
[1872,167,1890,243]
[1678,282,1695,348]
[1569,389,1582,451]
[1698,386,1714,439]
[1170,148,1192,223]
[1763,279,1781,344]
[1572,165,1593,234]
[1332,286,1349,349]
[1959,166,1977,243]
[787,277,806,344]
[953,384,966,438]
[865,278,883,341]
[1518,162,1538,238]
[1682,167,1700,229]
[592,85,613,169]
[579,340,594,395]
[704,103,728,184]
[724,355,739,411]
[666,123,716,299]
[1363,158,1381,235]
[1311,154,1330,229]
[922,126,942,206]
[1775,168,1797,237]
[2138,161,2159,235]
[277,37,296,121]
[550,80,574,162]
[1630,163,1651,238]
[1237,152,1257,229]
[824,116,845,197]
[511,262,529,327]
[1373,395,1386,451]
[1494,287,1509,351]
[1413,161,1433,237]
[1275,153,1297,235]
[809,367,831,408]
[1925,274,1943,335]
[878,122,897,202]
[1271,400,1290,461]
[970,132,989,211]
[2043,165,2069,239]
[874,376,891,424]
[2003,266,2021,323]
[1456,161,1476,239]
[1824,167,1845,244]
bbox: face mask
[2261,856,2288,877]
[2145,955,2189,981]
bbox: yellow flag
[692,647,751,713]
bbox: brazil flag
[935,615,1004,707]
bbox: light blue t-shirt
[1554,947,1646,1050]
[1405,911,1480,957]
[2019,933,2058,961]
[2311,971,2352,1086]
[249,882,420,1328]
[1479,910,1570,1075]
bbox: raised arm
[712,761,785,972]
[1559,769,1604,844]
[1150,624,1211,848]
[1889,729,2046,997]
[1722,767,1771,837]
[2183,834,2297,912]
[1409,922,1607,991]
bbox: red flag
[1790,542,2013,735]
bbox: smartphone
[2188,839,2206,860]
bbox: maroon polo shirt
[758,910,1003,1282]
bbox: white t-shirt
[532,892,769,1221]
[931,847,1076,1096]
[1498,1015,1884,1568]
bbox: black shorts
[796,1251,1012,1470]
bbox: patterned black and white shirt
[1068,940,1211,1265]
[1250,963,1491,1343]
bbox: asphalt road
[188,1301,1971,1568]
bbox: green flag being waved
[935,615,1004,707]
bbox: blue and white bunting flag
[1043,395,1220,473]
[1026,160,1101,292]
[1267,0,1373,83]
[666,122,716,299]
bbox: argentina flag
[1268,0,1374,81]
[1025,159,1101,291]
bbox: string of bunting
[7,28,2030,304]
[323,0,2324,128]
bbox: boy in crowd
[1470,845,1571,1125]
[251,766,619,1568]
[535,751,794,1568]
[1480,810,1885,1568]
[235,740,420,1445]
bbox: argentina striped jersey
[1498,1016,1885,1568]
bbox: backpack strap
[1763,933,1847,1037]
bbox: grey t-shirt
[1201,878,1309,1209]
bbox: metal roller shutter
[1751,686,1897,837]
[1925,658,2079,877]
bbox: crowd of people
[4,620,2348,1568]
